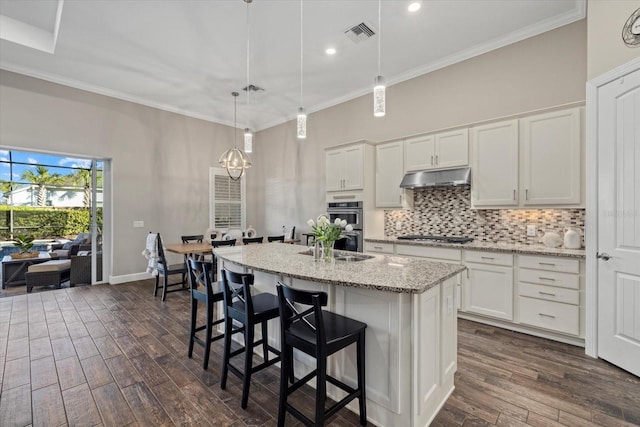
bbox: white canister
[563,227,582,249]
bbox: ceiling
[0,0,585,132]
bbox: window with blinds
[210,168,245,230]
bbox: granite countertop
[214,243,466,294]
[365,237,585,259]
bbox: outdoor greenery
[13,234,35,253]
[20,165,66,206]
[0,206,102,240]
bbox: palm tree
[69,168,102,208]
[20,165,65,207]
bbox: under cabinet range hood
[400,167,471,189]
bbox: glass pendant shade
[219,147,252,180]
[244,128,253,153]
[374,75,386,117]
[297,107,307,139]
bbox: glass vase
[320,240,335,263]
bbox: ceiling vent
[344,21,376,43]
[242,84,264,92]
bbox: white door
[342,145,364,190]
[597,67,640,377]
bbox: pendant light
[373,0,386,117]
[297,0,307,139]
[243,0,253,153]
[218,92,252,180]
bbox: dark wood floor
[0,279,639,427]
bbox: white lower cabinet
[516,255,583,338]
[463,261,514,321]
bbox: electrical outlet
[133,220,144,228]
[526,224,536,236]
[395,221,403,231]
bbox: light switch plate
[133,220,144,228]
[526,224,536,236]
[395,221,403,231]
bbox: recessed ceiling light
[325,47,337,55]
[408,2,421,12]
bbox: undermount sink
[298,249,374,262]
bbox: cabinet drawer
[365,242,394,254]
[518,282,579,305]
[465,250,513,266]
[518,296,579,336]
[519,255,579,274]
[518,268,579,290]
[396,244,461,261]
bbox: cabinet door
[342,145,364,190]
[521,108,581,205]
[325,149,345,191]
[376,141,405,208]
[463,262,513,320]
[435,128,468,169]
[404,135,435,171]
[470,119,519,207]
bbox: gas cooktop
[397,235,474,244]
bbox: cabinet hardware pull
[399,195,402,204]
[538,313,556,318]
[435,155,439,164]
[466,268,469,279]
[334,195,356,200]
[374,246,382,250]
[480,256,494,260]
[538,277,555,281]
[513,189,516,200]
[538,291,556,296]
[539,262,555,266]
[430,155,434,166]
[526,189,529,200]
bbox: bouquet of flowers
[307,215,353,243]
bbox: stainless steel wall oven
[326,201,363,252]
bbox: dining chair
[153,233,188,301]
[220,269,281,409]
[267,235,285,243]
[242,236,264,245]
[181,234,209,262]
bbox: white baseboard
[109,271,154,285]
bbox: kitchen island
[214,243,466,427]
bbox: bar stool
[211,239,236,282]
[186,258,242,370]
[267,235,285,243]
[220,269,282,409]
[276,282,367,426]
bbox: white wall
[0,71,233,277]
[249,21,588,238]
[587,0,640,79]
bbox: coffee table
[2,252,52,288]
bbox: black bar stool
[153,233,188,302]
[220,269,282,409]
[267,235,285,243]
[211,239,236,282]
[276,282,367,426]
[186,258,242,370]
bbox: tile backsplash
[384,187,584,245]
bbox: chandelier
[219,92,252,180]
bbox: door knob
[597,252,611,261]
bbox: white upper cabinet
[376,140,413,208]
[520,108,581,205]
[325,144,364,192]
[471,119,519,207]
[404,129,468,172]
[404,135,435,171]
[435,128,469,169]
[471,107,583,208]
